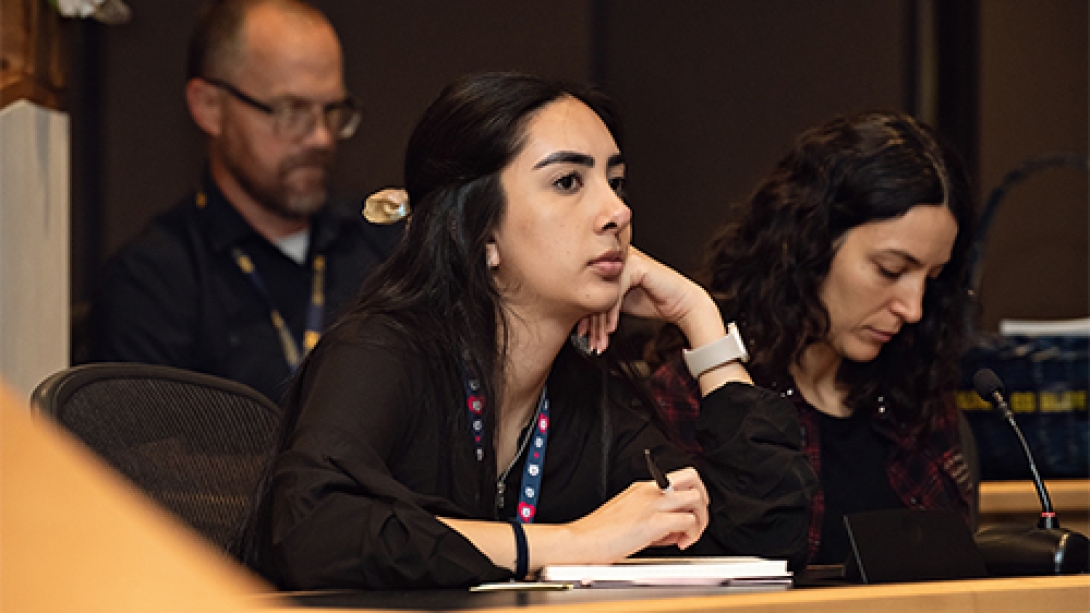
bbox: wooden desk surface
[6,378,1087,613]
[980,480,1090,514]
[0,381,283,612]
[980,480,1090,536]
[255,575,1090,613]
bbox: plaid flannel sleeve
[649,358,704,454]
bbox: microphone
[971,369,1057,529]
[971,368,1089,575]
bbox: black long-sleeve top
[249,315,817,589]
[89,175,403,402]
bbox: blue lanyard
[231,246,325,370]
[205,186,325,371]
[463,375,551,523]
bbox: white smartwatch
[682,322,749,378]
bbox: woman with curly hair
[649,110,978,567]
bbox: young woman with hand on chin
[240,73,811,589]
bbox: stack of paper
[538,556,790,587]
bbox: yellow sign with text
[957,389,1088,413]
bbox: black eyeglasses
[205,78,362,141]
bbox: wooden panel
[0,0,66,110]
[980,479,1090,536]
[0,100,69,399]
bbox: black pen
[644,448,672,493]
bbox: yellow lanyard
[231,247,325,370]
[200,188,326,369]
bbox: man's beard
[229,147,335,220]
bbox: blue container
[958,334,1089,480]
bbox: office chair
[958,409,982,531]
[30,363,282,553]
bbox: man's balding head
[186,0,332,82]
[184,0,349,235]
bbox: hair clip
[363,188,410,225]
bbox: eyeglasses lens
[274,100,361,141]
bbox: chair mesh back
[46,372,280,549]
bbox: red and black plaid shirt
[651,358,972,563]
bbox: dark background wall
[596,0,911,273]
[70,0,1088,352]
[976,0,1088,330]
[73,0,596,302]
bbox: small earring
[486,250,499,269]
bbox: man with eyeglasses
[90,0,403,402]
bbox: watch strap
[682,322,749,378]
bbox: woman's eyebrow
[533,151,594,169]
[532,151,625,170]
[881,248,949,270]
[884,249,922,266]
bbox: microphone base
[975,524,1090,576]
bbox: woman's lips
[866,327,896,343]
[589,252,624,278]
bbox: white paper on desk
[999,317,1090,337]
[538,556,790,587]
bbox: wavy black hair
[662,111,976,432]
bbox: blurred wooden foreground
[0,380,280,612]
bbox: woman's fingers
[616,247,701,323]
[663,468,710,534]
[576,311,620,355]
[592,312,608,353]
[575,246,672,355]
[666,467,710,507]
[641,468,708,550]
[644,486,706,549]
[577,244,720,355]
[569,470,711,563]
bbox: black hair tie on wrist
[508,519,528,579]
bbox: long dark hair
[344,71,623,455]
[236,72,627,565]
[661,111,975,432]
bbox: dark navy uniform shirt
[89,175,403,402]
